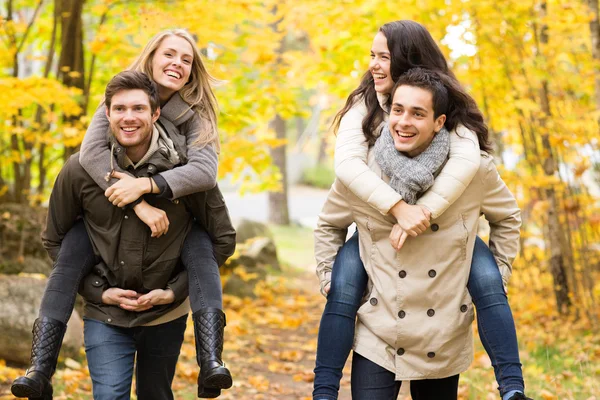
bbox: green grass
[301,164,335,189]
[268,224,315,272]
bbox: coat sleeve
[78,271,106,304]
[41,156,84,262]
[314,180,355,296]
[166,269,189,303]
[416,125,481,219]
[334,104,403,215]
[480,157,522,287]
[157,114,218,199]
[79,104,130,191]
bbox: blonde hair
[128,29,221,152]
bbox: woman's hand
[105,171,151,207]
[389,200,431,237]
[133,200,170,237]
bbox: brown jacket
[42,119,236,328]
[314,150,521,380]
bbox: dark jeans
[38,220,221,323]
[313,233,523,400]
[351,352,459,400]
[181,223,223,310]
[40,219,96,322]
[84,314,187,400]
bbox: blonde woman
[12,30,233,399]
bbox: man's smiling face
[388,84,446,157]
[106,89,159,152]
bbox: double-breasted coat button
[398,310,406,319]
[370,298,378,306]
[427,309,435,317]
[120,261,125,266]
[124,215,129,219]
[397,348,405,356]
[428,269,436,278]
[460,304,468,312]
[427,352,435,358]
[431,224,439,232]
[399,270,407,278]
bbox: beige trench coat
[314,150,521,380]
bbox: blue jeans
[313,234,523,400]
[84,315,187,400]
[351,352,459,400]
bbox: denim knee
[468,237,505,300]
[328,231,367,308]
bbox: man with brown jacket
[40,71,235,400]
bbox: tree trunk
[36,0,60,200]
[58,0,86,161]
[589,0,600,131]
[537,1,571,312]
[268,114,290,225]
[267,3,290,225]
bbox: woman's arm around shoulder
[334,102,402,215]
[416,124,481,218]
[158,113,218,199]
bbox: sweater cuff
[153,174,173,199]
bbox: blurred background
[0,0,599,399]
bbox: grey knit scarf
[374,124,450,204]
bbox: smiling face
[151,35,194,102]
[388,85,446,157]
[106,89,160,161]
[369,32,394,95]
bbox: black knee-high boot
[193,308,232,398]
[11,317,67,399]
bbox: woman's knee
[329,233,367,304]
[57,219,94,263]
[468,237,504,298]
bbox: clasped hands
[101,287,175,312]
[104,171,170,238]
[389,200,432,251]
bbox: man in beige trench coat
[314,68,521,399]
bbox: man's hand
[137,289,175,306]
[101,288,153,312]
[323,282,331,295]
[133,200,170,238]
[389,200,431,237]
[105,171,150,207]
[389,224,410,251]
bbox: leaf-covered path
[1,225,599,399]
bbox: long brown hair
[128,29,221,152]
[333,20,491,152]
